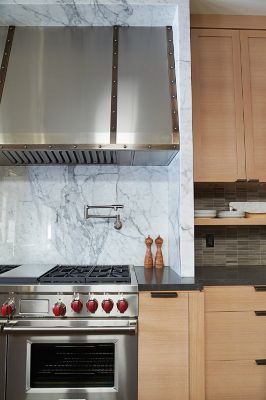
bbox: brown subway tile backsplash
[195,183,266,266]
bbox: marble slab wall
[0,164,175,266]
[0,0,178,26]
[0,0,194,275]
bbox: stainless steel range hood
[0,26,179,166]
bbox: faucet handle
[114,215,122,230]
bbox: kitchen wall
[195,183,266,266]
[0,161,180,267]
[0,0,194,276]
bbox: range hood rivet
[174,127,177,131]
[168,39,172,42]
[74,145,77,148]
[114,52,117,56]
[112,110,116,114]
[1,66,5,70]
[24,145,27,149]
[169,52,173,55]
[113,80,116,83]
[173,145,177,149]
[148,145,151,149]
[113,66,117,69]
[49,145,52,149]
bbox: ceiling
[190,0,266,15]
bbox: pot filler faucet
[84,205,124,230]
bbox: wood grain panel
[205,286,266,312]
[206,311,266,360]
[138,291,189,400]
[191,14,266,30]
[241,30,266,181]
[189,292,205,400]
[191,29,246,182]
[206,360,266,400]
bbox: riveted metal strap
[0,26,15,103]
[110,26,119,144]
[166,26,179,143]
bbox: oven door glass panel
[30,343,115,388]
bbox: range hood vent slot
[1,149,118,165]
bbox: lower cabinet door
[206,360,266,400]
[138,291,189,400]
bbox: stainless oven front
[4,319,137,400]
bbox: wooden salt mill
[155,235,164,269]
[144,235,153,268]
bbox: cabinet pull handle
[256,359,266,365]
[248,179,260,182]
[254,286,266,292]
[236,179,247,182]
[255,311,266,316]
[151,292,178,298]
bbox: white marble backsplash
[0,0,178,26]
[0,165,176,266]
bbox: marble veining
[0,0,194,276]
[0,165,172,265]
[0,0,178,26]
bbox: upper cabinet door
[191,29,246,182]
[240,31,266,182]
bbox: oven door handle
[2,323,137,335]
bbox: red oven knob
[86,299,98,313]
[71,299,83,313]
[52,302,66,317]
[117,299,128,314]
[102,299,114,314]
[1,301,15,317]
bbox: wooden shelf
[195,218,266,226]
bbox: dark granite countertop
[134,266,201,291]
[135,265,266,291]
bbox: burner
[89,265,131,283]
[0,265,20,275]
[38,265,131,284]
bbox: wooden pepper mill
[155,235,164,269]
[144,235,154,268]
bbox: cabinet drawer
[205,286,266,312]
[206,360,266,400]
[206,311,266,360]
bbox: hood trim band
[0,26,15,103]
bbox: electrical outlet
[206,234,214,248]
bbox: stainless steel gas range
[0,264,138,400]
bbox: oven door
[4,319,137,400]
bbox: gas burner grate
[38,265,94,284]
[88,265,131,283]
[38,265,131,284]
[0,265,20,275]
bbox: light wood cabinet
[138,291,205,400]
[206,360,266,400]
[138,291,189,400]
[192,27,266,182]
[191,29,246,182]
[205,286,266,400]
[241,31,266,181]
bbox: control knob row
[53,298,129,316]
